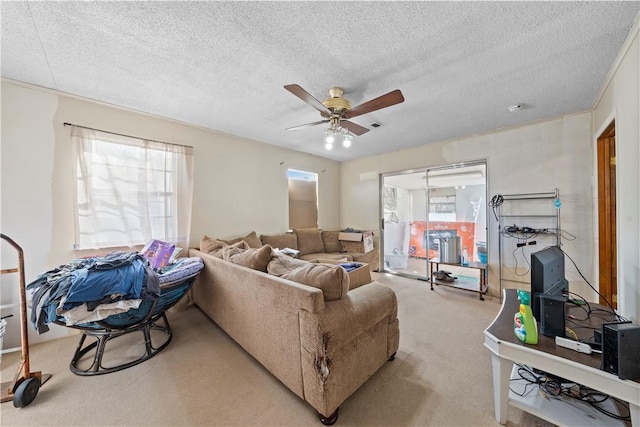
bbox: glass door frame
[379,159,488,280]
[380,168,428,279]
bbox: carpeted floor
[0,273,555,426]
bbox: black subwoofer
[601,322,640,380]
[539,294,566,338]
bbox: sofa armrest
[298,281,399,417]
[299,281,397,355]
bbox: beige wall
[340,113,596,302]
[592,21,639,322]
[1,81,340,346]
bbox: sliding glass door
[381,161,487,280]
[382,171,427,277]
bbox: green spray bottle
[514,289,538,344]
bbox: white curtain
[71,126,194,250]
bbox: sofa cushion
[226,231,263,249]
[220,241,250,259]
[229,245,273,272]
[260,233,298,250]
[321,230,343,253]
[268,252,309,276]
[280,263,349,301]
[300,253,352,262]
[294,228,325,256]
[200,235,227,254]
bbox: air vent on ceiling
[371,123,381,128]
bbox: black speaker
[539,294,566,338]
[601,322,640,380]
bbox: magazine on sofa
[140,239,181,270]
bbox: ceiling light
[324,120,353,149]
[508,104,522,112]
[343,133,353,148]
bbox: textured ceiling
[2,1,638,162]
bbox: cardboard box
[314,259,372,289]
[362,231,374,253]
[338,231,375,254]
[338,232,363,242]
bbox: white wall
[341,112,595,301]
[592,21,639,322]
[1,84,61,347]
[0,81,341,346]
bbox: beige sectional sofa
[189,238,398,424]
[221,228,380,271]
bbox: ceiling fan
[284,84,405,137]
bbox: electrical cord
[563,290,592,319]
[577,386,631,420]
[501,225,544,276]
[565,327,579,340]
[557,247,624,321]
[511,244,531,276]
[509,365,539,397]
[565,318,600,331]
[500,226,540,240]
[511,364,630,421]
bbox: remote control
[555,336,592,354]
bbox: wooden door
[597,121,616,308]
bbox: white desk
[484,289,640,426]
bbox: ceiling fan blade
[341,120,369,136]
[343,89,405,119]
[284,84,331,114]
[286,119,330,131]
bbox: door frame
[596,120,617,307]
[379,168,428,279]
[379,160,488,280]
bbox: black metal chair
[54,270,199,376]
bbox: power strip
[555,336,592,354]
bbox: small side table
[428,259,488,300]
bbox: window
[429,193,456,220]
[71,125,194,249]
[287,169,318,229]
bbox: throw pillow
[220,241,250,259]
[267,253,309,276]
[280,263,349,301]
[321,230,343,253]
[260,233,298,250]
[227,231,263,249]
[229,245,273,272]
[200,235,227,254]
[293,228,325,256]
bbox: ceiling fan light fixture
[285,84,405,152]
[325,133,335,144]
[342,133,353,148]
